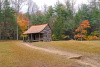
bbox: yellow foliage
[52,34,58,40]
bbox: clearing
[0,40,86,67]
[28,40,100,67]
[0,40,100,67]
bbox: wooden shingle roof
[23,23,48,34]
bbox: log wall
[41,25,52,41]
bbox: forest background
[0,0,100,41]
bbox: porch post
[31,34,32,41]
[28,34,29,41]
[23,35,24,42]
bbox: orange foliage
[88,36,99,40]
[18,13,30,33]
[75,20,91,32]
[82,30,87,34]
[75,34,87,40]
[75,20,91,40]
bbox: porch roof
[23,23,48,34]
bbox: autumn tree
[75,20,91,40]
[18,13,29,38]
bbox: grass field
[0,40,87,67]
[32,40,100,55]
[31,40,100,66]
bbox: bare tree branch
[11,0,27,40]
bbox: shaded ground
[0,41,87,67]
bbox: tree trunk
[23,36,24,41]
[80,23,82,41]
[0,28,1,40]
[99,26,100,40]
[81,30,82,41]
[17,24,18,40]
[0,0,1,40]
[16,12,19,40]
[28,19,29,29]
[99,31,100,40]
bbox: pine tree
[0,0,2,40]
[2,0,16,39]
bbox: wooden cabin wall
[41,25,52,41]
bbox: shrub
[88,36,99,40]
[62,35,70,40]
[52,34,58,41]
[90,31,99,37]
[19,34,27,40]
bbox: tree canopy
[0,0,100,40]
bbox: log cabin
[23,23,52,42]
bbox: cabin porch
[23,33,43,42]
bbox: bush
[19,34,27,40]
[90,31,99,37]
[88,36,99,40]
[62,35,70,40]
[52,34,58,41]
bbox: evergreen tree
[53,2,68,40]
[1,0,16,39]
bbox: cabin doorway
[33,34,35,40]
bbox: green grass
[0,40,86,67]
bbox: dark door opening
[33,34,35,40]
